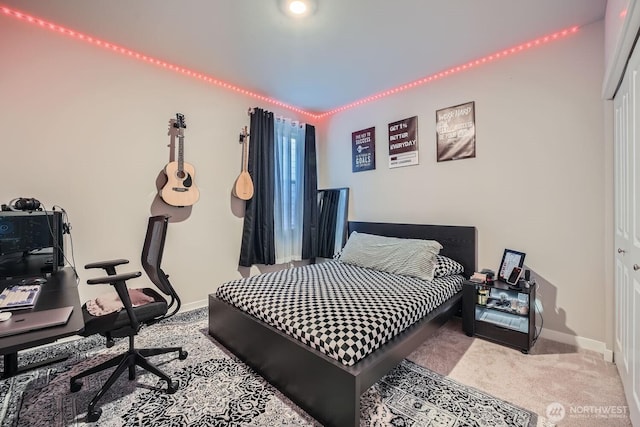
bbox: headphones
[8,197,42,211]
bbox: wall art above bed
[351,127,376,172]
[436,101,476,162]
[388,116,419,168]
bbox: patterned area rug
[0,308,539,426]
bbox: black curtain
[239,108,276,267]
[301,124,318,260]
[317,190,340,258]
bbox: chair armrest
[85,259,130,270]
[86,271,142,285]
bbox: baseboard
[540,328,613,362]
[180,299,208,313]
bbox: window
[274,117,306,264]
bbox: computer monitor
[0,210,64,279]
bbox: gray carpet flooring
[407,317,632,427]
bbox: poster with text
[388,116,418,168]
[436,101,476,162]
[351,127,376,172]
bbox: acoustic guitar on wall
[161,113,200,207]
[233,126,254,200]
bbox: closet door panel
[614,84,630,380]
[630,51,640,418]
[616,41,640,427]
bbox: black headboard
[347,221,477,278]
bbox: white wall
[604,0,631,69]
[603,0,637,98]
[0,17,305,308]
[318,21,608,344]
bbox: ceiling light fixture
[280,0,317,18]
[289,1,307,14]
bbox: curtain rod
[248,108,305,127]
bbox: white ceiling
[2,0,607,113]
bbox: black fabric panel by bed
[209,221,477,427]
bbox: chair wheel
[166,380,179,394]
[70,380,82,393]
[179,350,188,360]
[87,407,102,422]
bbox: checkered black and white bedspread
[215,260,463,366]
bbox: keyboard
[0,285,42,310]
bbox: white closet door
[614,75,629,380]
[630,47,640,422]
[615,41,640,426]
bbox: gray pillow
[339,231,442,281]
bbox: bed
[208,221,476,427]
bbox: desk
[0,267,84,378]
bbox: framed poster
[436,101,476,162]
[388,116,418,168]
[498,249,526,282]
[351,127,375,172]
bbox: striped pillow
[338,231,442,281]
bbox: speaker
[524,269,531,281]
[10,197,41,211]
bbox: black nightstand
[462,279,537,353]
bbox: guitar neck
[243,136,249,172]
[178,133,184,172]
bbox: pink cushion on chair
[86,288,156,317]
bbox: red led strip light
[1,5,579,120]
[318,26,579,118]
[0,5,313,118]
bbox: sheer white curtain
[274,117,306,264]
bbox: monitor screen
[0,210,64,278]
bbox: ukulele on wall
[161,113,200,207]
[233,126,254,200]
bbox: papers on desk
[0,285,42,310]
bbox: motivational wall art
[436,101,476,162]
[388,116,418,169]
[351,127,376,172]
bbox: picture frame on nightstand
[497,249,526,282]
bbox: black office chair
[70,215,188,422]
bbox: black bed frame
[208,222,477,427]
